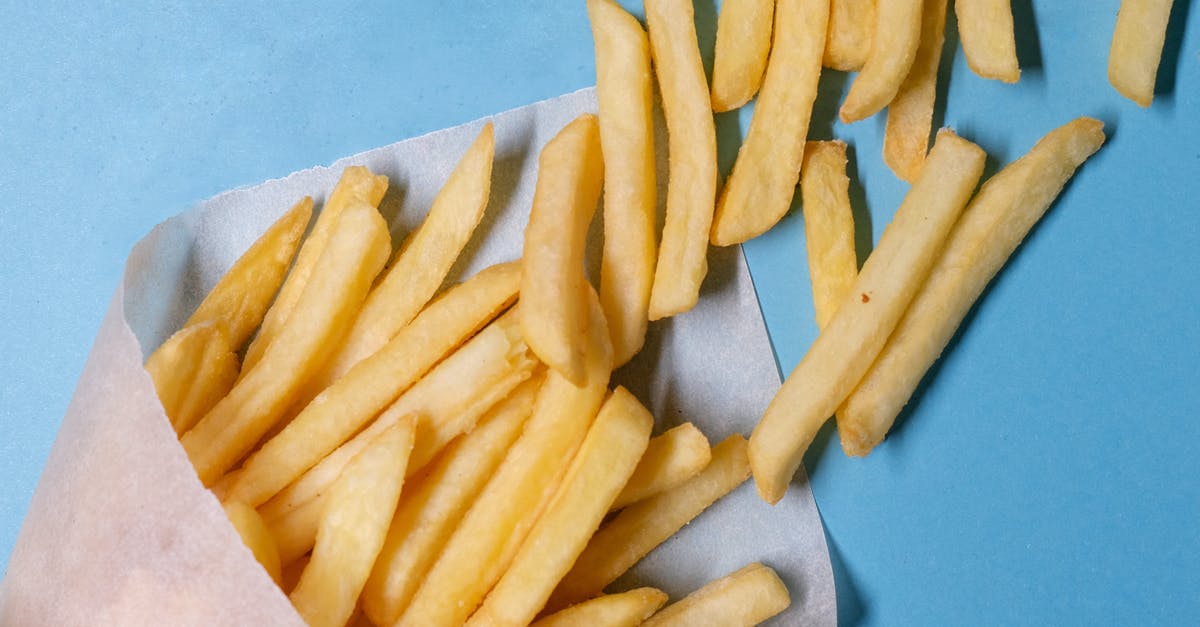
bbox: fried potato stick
[824,0,876,71]
[145,322,239,435]
[839,0,923,123]
[641,563,790,627]
[884,0,949,183]
[1108,0,1174,107]
[801,141,859,331]
[531,588,668,627]
[710,0,776,112]
[955,0,1020,83]
[610,422,711,511]
[222,500,282,585]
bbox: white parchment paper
[0,88,835,626]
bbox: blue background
[1,1,1196,624]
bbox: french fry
[610,422,711,511]
[749,131,985,504]
[841,118,1106,455]
[268,490,322,567]
[824,0,876,71]
[222,500,282,585]
[839,0,923,123]
[641,563,790,627]
[314,124,496,389]
[361,379,541,626]
[531,588,669,627]
[243,166,388,372]
[468,387,654,627]
[549,435,751,610]
[955,0,1020,83]
[226,261,520,507]
[709,0,776,112]
[801,141,859,331]
[588,0,658,367]
[397,289,614,627]
[645,0,718,320]
[1108,0,1174,107]
[883,0,949,183]
[144,322,239,435]
[289,417,416,627]
[280,555,310,595]
[709,0,830,246]
[181,203,391,485]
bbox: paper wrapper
[0,88,835,626]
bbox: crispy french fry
[710,0,830,246]
[222,500,282,585]
[144,322,239,435]
[749,131,985,504]
[521,114,604,384]
[801,142,859,331]
[361,379,541,626]
[710,0,776,112]
[549,435,751,610]
[588,0,658,367]
[531,588,669,627]
[227,261,520,507]
[269,492,322,567]
[645,0,718,320]
[841,118,1106,455]
[469,387,654,627]
[397,289,614,627]
[289,417,416,627]
[884,0,949,183]
[1108,0,1174,107]
[315,124,496,390]
[824,0,876,71]
[243,166,388,372]
[955,0,1020,83]
[839,0,923,123]
[181,203,391,485]
[611,422,711,511]
[642,563,790,627]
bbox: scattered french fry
[588,0,658,367]
[268,490,322,567]
[955,0,1020,83]
[642,563,790,627]
[1108,0,1174,107]
[801,141,859,331]
[144,322,239,435]
[549,434,751,610]
[222,500,282,585]
[645,0,718,320]
[840,118,1106,455]
[750,131,985,504]
[710,0,830,246]
[710,0,776,112]
[884,0,949,183]
[839,0,923,123]
[289,417,416,627]
[181,203,391,485]
[531,588,669,627]
[611,422,711,511]
[824,0,876,71]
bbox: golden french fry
[520,114,604,384]
[468,387,654,627]
[884,0,949,183]
[243,166,388,372]
[222,500,282,585]
[839,0,923,123]
[642,563,790,627]
[588,0,658,367]
[549,435,751,610]
[144,322,239,435]
[289,417,416,627]
[710,0,776,112]
[532,588,669,627]
[750,131,985,504]
[955,0,1020,83]
[645,0,718,320]
[611,422,711,511]
[397,289,614,627]
[268,492,323,567]
[824,0,876,71]
[227,262,520,507]
[710,0,830,246]
[361,379,541,626]
[181,203,391,485]
[1108,0,1174,107]
[801,141,859,331]
[315,124,496,389]
[841,118,1106,455]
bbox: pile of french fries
[138,0,1170,624]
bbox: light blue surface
[1,1,1196,624]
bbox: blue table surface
[2,1,1196,624]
